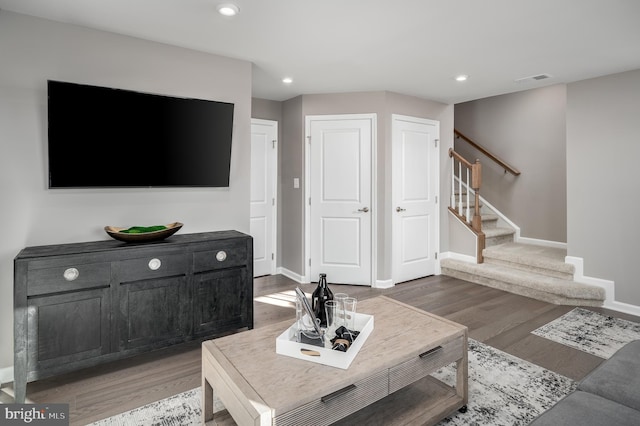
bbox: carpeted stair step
[481,214,499,229]
[440,258,605,306]
[483,227,515,247]
[483,242,574,280]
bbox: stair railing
[449,148,485,263]
[454,129,521,176]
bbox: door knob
[357,207,369,213]
[396,207,406,212]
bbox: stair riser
[482,218,498,229]
[484,258,574,280]
[441,267,603,307]
[485,233,514,247]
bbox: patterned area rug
[90,388,202,426]
[531,307,640,358]
[433,339,575,425]
[91,340,574,426]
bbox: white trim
[605,300,640,317]
[276,267,306,284]
[374,279,394,289]
[304,113,378,286]
[566,255,640,317]
[0,366,13,387]
[440,251,477,264]
[517,236,567,250]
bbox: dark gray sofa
[529,339,640,425]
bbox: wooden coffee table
[202,295,468,426]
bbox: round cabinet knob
[63,267,79,281]
[148,258,162,270]
[216,251,227,262]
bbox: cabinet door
[193,268,250,336]
[27,287,111,373]
[117,276,190,350]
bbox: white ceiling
[2,0,640,104]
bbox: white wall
[567,69,640,307]
[0,11,252,372]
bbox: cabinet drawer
[193,240,247,273]
[27,262,111,296]
[275,369,388,426]
[117,253,188,281]
[389,335,464,394]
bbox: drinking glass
[324,300,340,340]
[333,293,349,326]
[295,296,304,342]
[343,297,357,331]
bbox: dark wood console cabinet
[13,230,253,403]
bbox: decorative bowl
[104,222,183,243]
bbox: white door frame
[304,113,378,285]
[391,114,440,284]
[250,118,278,277]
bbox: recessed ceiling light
[217,3,239,17]
[282,77,293,84]
[455,74,469,82]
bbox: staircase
[446,133,606,306]
[441,238,606,306]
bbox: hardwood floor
[10,274,640,425]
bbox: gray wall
[454,85,567,242]
[0,12,252,372]
[567,69,640,306]
[278,91,453,282]
[280,96,305,276]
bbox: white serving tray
[275,313,374,369]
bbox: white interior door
[250,119,278,277]
[307,115,374,285]
[392,115,439,284]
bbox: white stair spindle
[466,168,471,222]
[458,161,463,214]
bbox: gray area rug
[531,307,640,358]
[90,388,202,426]
[91,339,574,426]
[433,339,575,425]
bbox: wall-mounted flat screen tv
[47,80,234,188]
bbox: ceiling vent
[514,73,553,83]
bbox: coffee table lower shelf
[334,375,465,426]
[208,374,465,426]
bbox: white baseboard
[276,267,307,284]
[0,366,13,387]
[566,255,640,317]
[374,279,393,289]
[440,251,477,264]
[516,237,567,250]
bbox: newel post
[471,160,482,233]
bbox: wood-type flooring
[12,274,640,425]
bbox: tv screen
[47,80,234,188]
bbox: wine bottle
[311,273,334,327]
